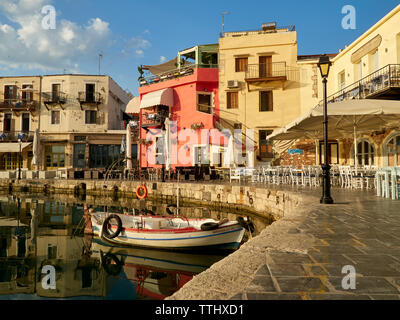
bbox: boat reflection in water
[0,195,235,300]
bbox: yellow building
[218,23,300,166]
[0,74,133,176]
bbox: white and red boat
[87,210,247,251]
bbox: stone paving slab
[166,187,400,300]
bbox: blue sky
[0,0,399,96]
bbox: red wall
[138,68,219,169]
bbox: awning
[125,96,140,114]
[0,142,32,153]
[143,58,178,76]
[140,88,174,109]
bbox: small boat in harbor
[86,208,247,251]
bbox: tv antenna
[98,52,103,75]
[221,11,230,35]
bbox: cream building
[281,4,400,168]
[218,23,301,166]
[0,74,133,176]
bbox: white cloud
[0,0,112,71]
[160,56,166,63]
[121,35,152,58]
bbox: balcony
[245,62,298,90]
[326,64,400,103]
[78,91,103,110]
[141,105,169,129]
[42,92,67,110]
[0,131,34,142]
[0,98,39,114]
[139,64,218,87]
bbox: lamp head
[318,54,332,78]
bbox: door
[73,144,86,168]
[22,113,30,132]
[86,84,95,102]
[4,114,12,132]
[52,84,60,102]
[259,56,272,78]
[319,141,339,165]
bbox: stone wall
[0,179,304,221]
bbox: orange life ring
[136,185,148,199]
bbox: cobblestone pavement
[231,187,400,300]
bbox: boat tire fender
[103,214,123,239]
[200,222,219,231]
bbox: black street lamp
[318,54,334,204]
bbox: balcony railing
[0,98,39,110]
[325,64,400,104]
[245,62,298,82]
[0,131,34,142]
[78,91,102,104]
[139,64,218,87]
[42,92,67,104]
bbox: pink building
[138,44,223,176]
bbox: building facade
[138,44,220,170]
[218,23,301,167]
[0,74,132,176]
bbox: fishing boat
[87,209,248,251]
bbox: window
[386,134,400,166]
[0,153,19,170]
[356,140,375,166]
[74,136,86,142]
[73,144,86,168]
[21,113,30,132]
[259,130,273,159]
[235,57,248,72]
[22,84,33,102]
[259,91,273,112]
[3,113,12,132]
[86,83,96,102]
[51,110,60,125]
[338,71,346,91]
[45,145,65,169]
[197,93,212,114]
[4,85,17,103]
[227,91,238,109]
[319,141,339,164]
[155,136,165,165]
[355,61,362,81]
[373,50,379,72]
[89,145,122,168]
[85,110,97,124]
[193,145,209,165]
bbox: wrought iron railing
[0,131,34,142]
[324,64,400,104]
[245,62,299,81]
[221,25,295,38]
[0,98,39,109]
[139,64,218,87]
[42,92,67,103]
[78,91,102,104]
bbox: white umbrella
[126,124,132,170]
[268,99,400,165]
[31,129,40,171]
[224,133,235,167]
[164,118,171,171]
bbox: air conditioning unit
[227,80,239,88]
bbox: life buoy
[136,185,148,199]
[200,222,219,231]
[102,214,123,239]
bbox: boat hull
[91,216,245,251]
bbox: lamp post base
[320,196,334,204]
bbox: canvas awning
[140,88,174,109]
[268,99,400,141]
[0,142,32,153]
[125,96,140,114]
[143,58,178,76]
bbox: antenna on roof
[98,52,103,75]
[221,11,230,36]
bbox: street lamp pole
[18,138,22,181]
[318,55,334,204]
